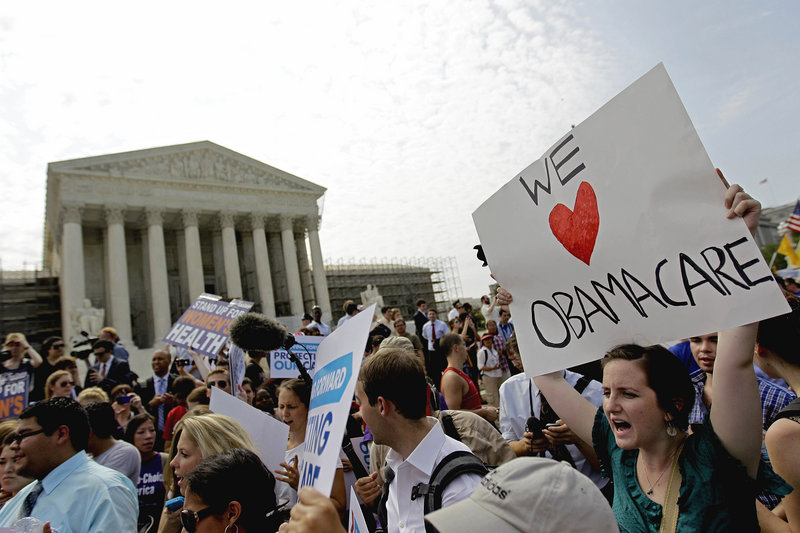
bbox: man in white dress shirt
[355,348,481,533]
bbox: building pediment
[48,141,325,196]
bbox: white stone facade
[43,141,331,348]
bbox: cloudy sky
[1,1,798,297]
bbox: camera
[0,350,11,364]
[71,331,99,360]
[115,395,132,405]
[525,415,546,440]
[175,359,192,367]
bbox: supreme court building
[43,141,331,349]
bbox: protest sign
[348,487,370,533]
[270,335,324,378]
[209,387,289,474]
[227,343,246,397]
[473,63,790,377]
[162,294,253,358]
[298,304,374,496]
[0,371,28,419]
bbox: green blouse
[593,407,791,532]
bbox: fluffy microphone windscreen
[228,312,288,352]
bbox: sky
[1,1,798,298]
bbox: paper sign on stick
[162,294,253,358]
[298,304,373,496]
[348,487,370,533]
[473,63,790,377]
[270,335,324,378]
[209,387,289,474]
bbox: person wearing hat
[424,457,618,533]
[310,305,331,336]
[477,333,503,407]
[300,313,313,332]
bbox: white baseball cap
[424,457,618,533]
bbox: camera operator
[1,333,43,402]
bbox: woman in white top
[477,334,503,407]
[275,378,347,516]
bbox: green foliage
[762,243,787,270]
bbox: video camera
[71,331,99,360]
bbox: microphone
[229,313,310,385]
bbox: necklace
[640,443,681,496]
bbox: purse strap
[659,441,685,533]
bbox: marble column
[146,208,172,340]
[251,214,276,317]
[60,204,86,342]
[280,215,305,316]
[220,212,243,299]
[307,216,332,320]
[104,206,132,341]
[182,209,205,300]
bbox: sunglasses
[179,507,213,533]
[207,380,228,389]
[52,343,65,349]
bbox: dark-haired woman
[125,413,167,533]
[275,379,346,515]
[497,185,790,531]
[181,448,280,533]
[32,336,65,402]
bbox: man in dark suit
[85,340,135,393]
[134,348,175,452]
[413,299,434,378]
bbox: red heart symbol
[548,181,599,265]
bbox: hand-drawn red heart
[548,181,599,265]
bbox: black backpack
[376,451,488,531]
[775,397,800,422]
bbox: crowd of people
[0,184,798,532]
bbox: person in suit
[134,349,175,452]
[413,299,433,377]
[85,340,135,394]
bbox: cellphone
[176,359,191,367]
[115,395,132,405]
[545,423,560,429]
[165,496,185,512]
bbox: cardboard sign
[0,371,28,419]
[270,335,324,378]
[473,64,790,377]
[162,294,253,358]
[209,387,289,474]
[298,304,373,496]
[348,487,370,533]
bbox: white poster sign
[209,387,289,474]
[348,487,370,533]
[269,335,324,378]
[298,304,373,496]
[473,63,790,377]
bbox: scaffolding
[324,256,462,324]
[0,267,61,346]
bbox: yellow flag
[778,235,799,266]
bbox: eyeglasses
[207,380,228,389]
[9,429,46,444]
[179,507,214,533]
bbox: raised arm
[496,288,597,443]
[709,182,763,478]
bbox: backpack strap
[376,465,394,533]
[573,375,591,395]
[440,413,461,442]
[411,451,488,515]
[775,397,800,422]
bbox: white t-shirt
[94,440,141,487]
[477,347,502,378]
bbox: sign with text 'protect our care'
[473,63,790,377]
[298,304,373,497]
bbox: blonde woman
[44,370,74,399]
[158,412,260,533]
[1,334,43,397]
